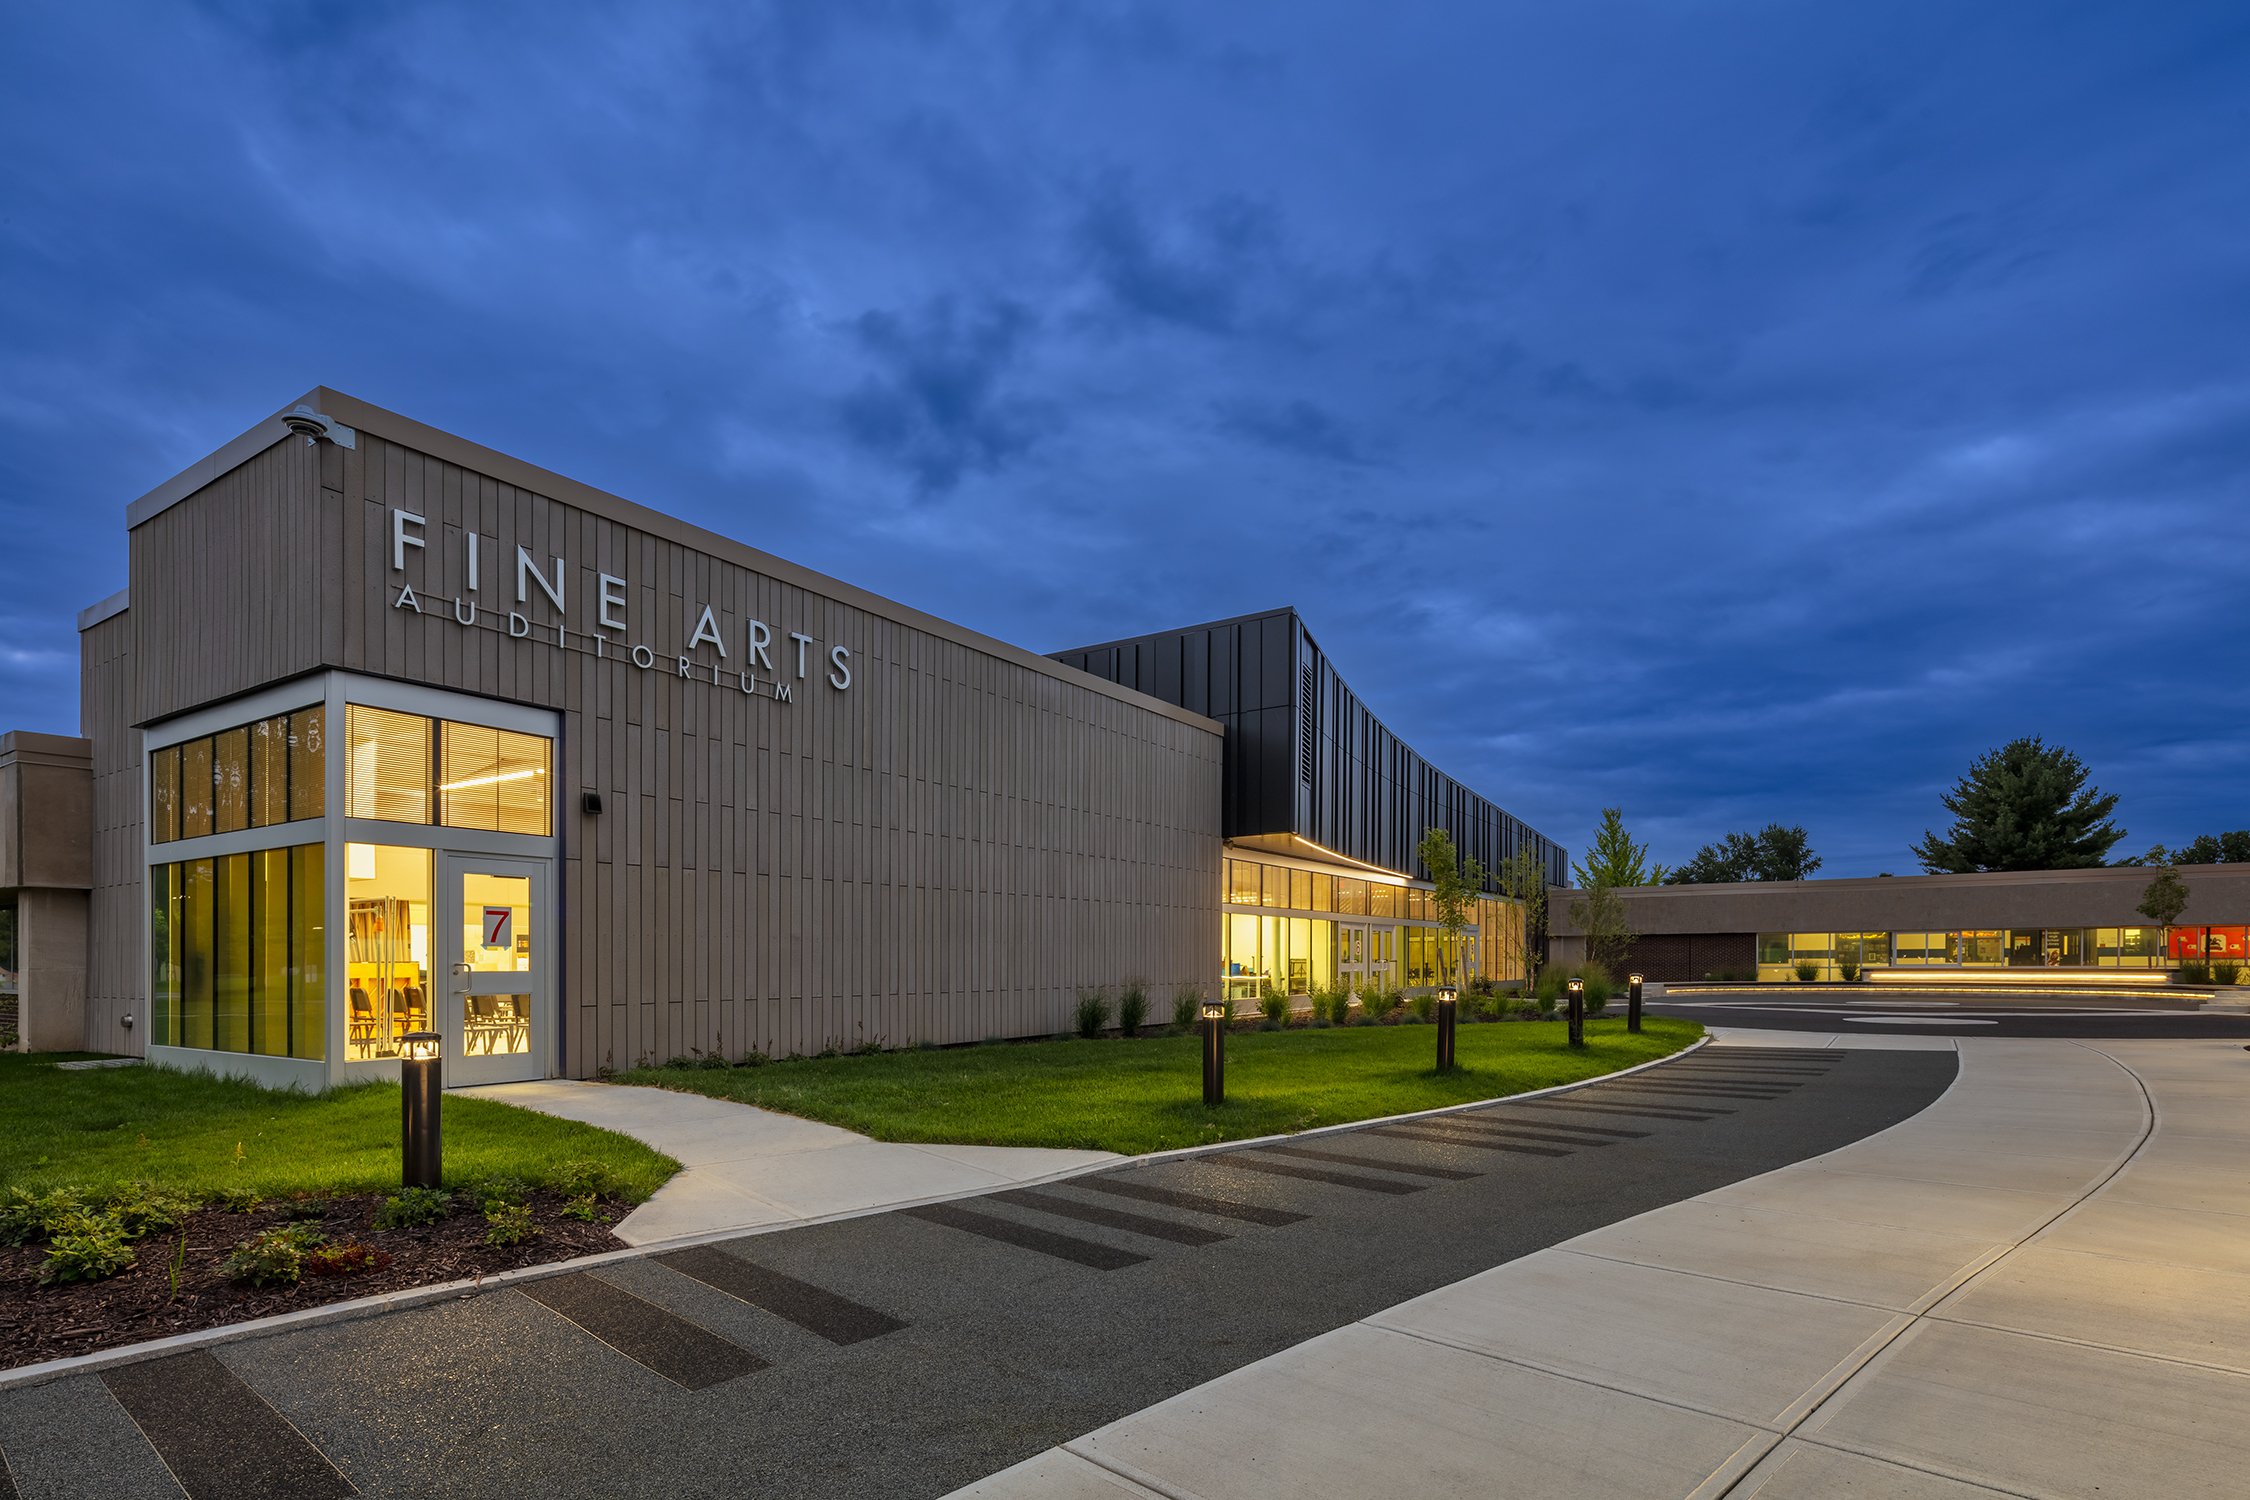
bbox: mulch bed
[1,1190,626,1371]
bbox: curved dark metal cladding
[1051,607,1567,889]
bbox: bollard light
[1628,973,1644,1034]
[1566,977,1586,1050]
[401,1029,443,1190]
[1436,984,1459,1072]
[1200,997,1229,1106]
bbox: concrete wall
[0,731,95,1050]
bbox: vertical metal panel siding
[1053,608,1567,887]
[109,432,1222,1070]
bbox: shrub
[464,1175,532,1212]
[2215,960,2243,986]
[696,1051,731,1070]
[1408,991,1437,1023]
[42,1217,138,1285]
[0,1187,87,1247]
[1074,988,1110,1039]
[222,1223,327,1288]
[734,1047,770,1067]
[1794,960,1819,983]
[559,1195,604,1222]
[1512,998,1545,1020]
[2178,960,2212,985]
[1358,986,1396,1022]
[1259,990,1289,1029]
[372,1186,453,1231]
[206,1184,264,1214]
[106,1183,195,1240]
[1170,986,1202,1032]
[1117,981,1149,1037]
[663,1055,698,1070]
[484,1201,540,1247]
[1838,959,1861,983]
[1579,962,1614,1009]
[304,1240,393,1278]
[554,1160,613,1198]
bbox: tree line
[1576,736,2245,889]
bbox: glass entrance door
[1337,923,1377,994]
[439,854,549,1086]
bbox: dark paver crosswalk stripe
[659,1245,906,1345]
[1663,1066,1827,1078]
[1216,1155,1428,1194]
[1074,1176,1309,1226]
[1431,1119,1629,1147]
[994,1188,1230,1246]
[1507,1099,1730,1121]
[1370,1124,1572,1157]
[1613,1083,1795,1099]
[519,1273,766,1388]
[1459,1113,1650,1140]
[903,1202,1149,1269]
[102,1350,354,1500]
[1250,1143,1481,1180]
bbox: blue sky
[4,2,2246,875]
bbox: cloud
[834,295,1056,495]
[1213,397,1369,465]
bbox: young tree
[1494,847,1550,981]
[1571,807,1665,889]
[1667,824,1821,883]
[1416,827,1489,989]
[1912,738,2124,873]
[1568,883,1636,974]
[2137,865,2190,930]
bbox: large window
[150,707,324,845]
[346,844,433,1059]
[345,705,552,836]
[149,844,325,1059]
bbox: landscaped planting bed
[1,1182,629,1369]
[0,1052,678,1370]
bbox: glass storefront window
[1368,884,1398,919]
[1226,860,1261,906]
[347,844,432,1058]
[148,843,324,1059]
[1334,878,1367,916]
[152,707,324,845]
[1835,932,1892,968]
[181,738,213,839]
[439,723,552,836]
[1956,930,2004,966]
[1309,873,1334,912]
[1893,932,1948,964]
[347,706,434,824]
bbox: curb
[0,1028,1708,1393]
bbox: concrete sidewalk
[953,1032,2250,1500]
[457,1079,1116,1243]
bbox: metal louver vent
[1299,664,1316,784]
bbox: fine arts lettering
[385,507,851,703]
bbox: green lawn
[0,1054,678,1203]
[615,1017,1704,1156]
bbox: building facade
[1054,611,1564,1007]
[17,390,1558,1087]
[1546,865,2250,982]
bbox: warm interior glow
[437,767,546,793]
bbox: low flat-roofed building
[1547,864,2250,982]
